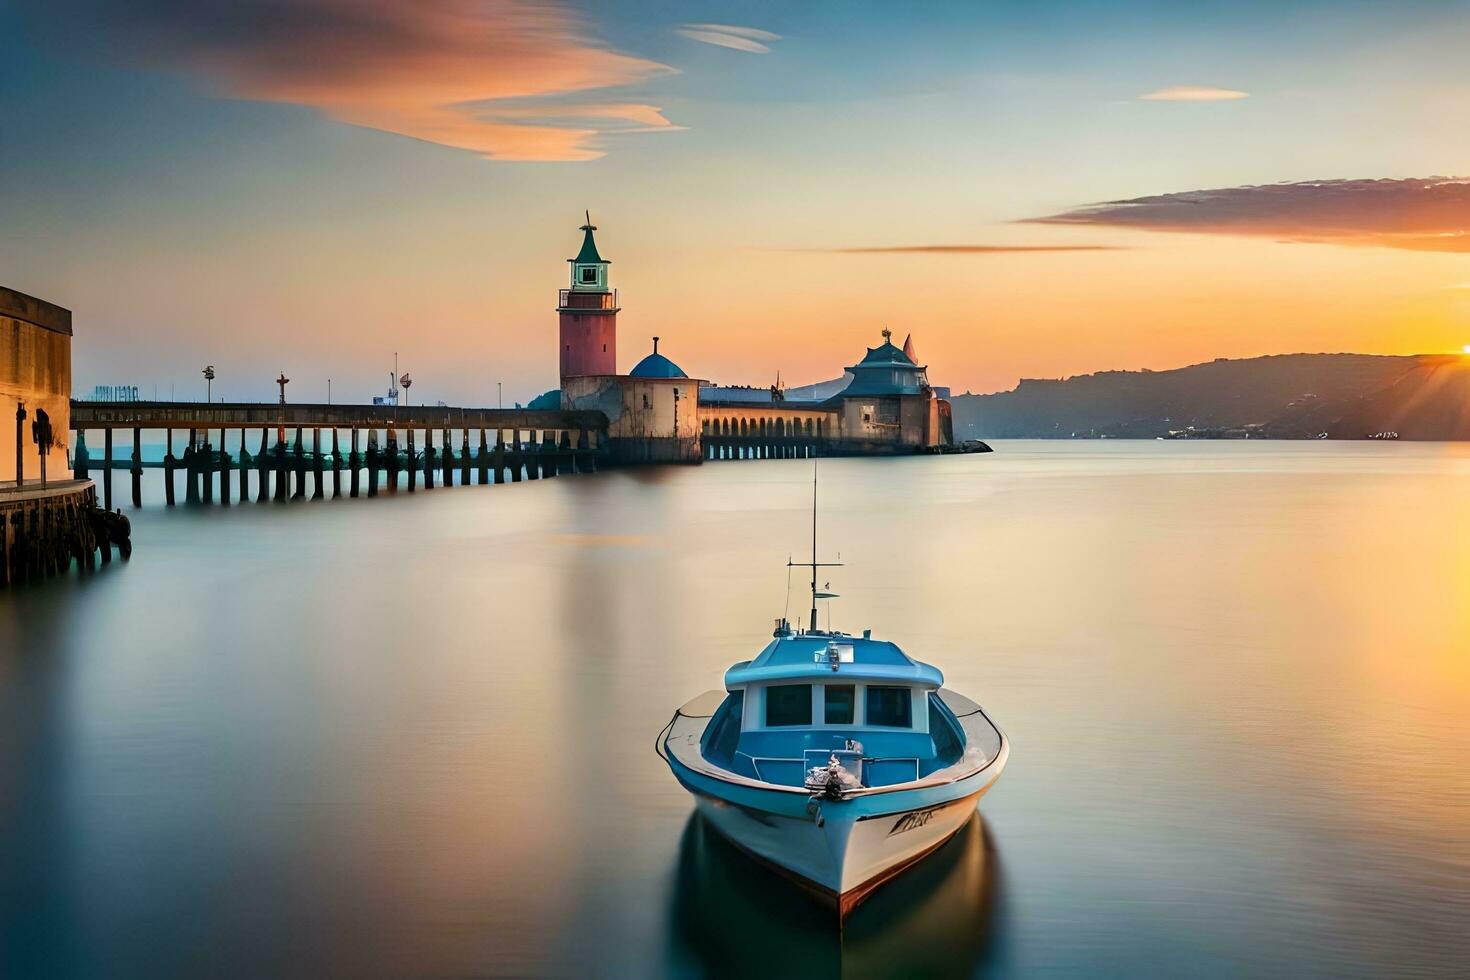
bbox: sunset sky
[4,0,1470,405]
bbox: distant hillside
[950,353,1470,439]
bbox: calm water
[2,442,1467,978]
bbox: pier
[69,402,608,507]
[0,480,130,586]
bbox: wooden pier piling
[349,429,360,498]
[407,429,418,492]
[331,429,342,498]
[103,428,113,509]
[257,429,271,503]
[130,427,142,508]
[218,430,230,506]
[239,428,250,501]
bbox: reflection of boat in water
[670,812,1002,977]
[657,464,1008,918]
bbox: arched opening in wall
[739,419,747,437]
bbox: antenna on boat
[789,459,842,635]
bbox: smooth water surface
[2,442,1467,978]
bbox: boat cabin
[701,632,966,789]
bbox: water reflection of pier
[69,402,609,508]
[669,812,1003,979]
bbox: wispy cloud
[792,245,1124,254]
[1029,178,1470,253]
[1138,86,1249,101]
[677,24,782,54]
[22,0,678,162]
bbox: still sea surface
[2,441,1467,979]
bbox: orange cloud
[1030,178,1470,253]
[30,0,678,161]
[795,244,1124,254]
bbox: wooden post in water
[407,429,418,492]
[312,429,324,500]
[509,429,522,482]
[200,431,214,505]
[130,427,142,508]
[494,430,506,484]
[477,429,489,484]
[366,432,379,497]
[238,428,249,501]
[349,428,360,498]
[423,429,435,489]
[273,430,288,502]
[385,428,399,492]
[103,428,114,509]
[291,428,305,499]
[460,428,471,485]
[164,429,176,506]
[186,430,201,504]
[257,429,270,503]
[331,429,342,499]
[440,427,454,487]
[218,429,230,506]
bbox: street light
[276,372,290,404]
[203,365,215,402]
[400,373,412,408]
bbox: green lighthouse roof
[572,211,608,264]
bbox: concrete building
[2,287,72,484]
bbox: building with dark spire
[557,213,618,380]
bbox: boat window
[824,685,855,724]
[865,686,912,728]
[765,684,812,727]
[929,695,961,762]
[702,692,744,765]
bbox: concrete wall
[1,287,72,484]
[562,375,700,463]
[835,391,942,447]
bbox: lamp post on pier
[276,372,290,404]
[203,365,215,403]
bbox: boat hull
[692,785,992,917]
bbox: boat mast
[788,459,841,634]
[810,460,819,633]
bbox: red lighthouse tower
[557,213,618,381]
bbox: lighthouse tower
[557,213,619,381]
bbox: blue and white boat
[658,472,1008,918]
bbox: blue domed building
[628,337,688,380]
